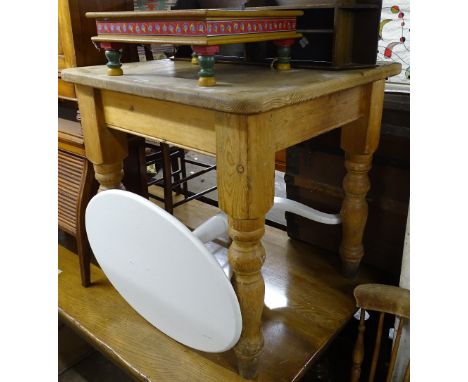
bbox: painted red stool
[86,9,303,86]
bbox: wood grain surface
[61,60,401,114]
[59,198,377,382]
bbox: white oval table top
[85,190,241,353]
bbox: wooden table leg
[216,113,275,379]
[75,84,129,191]
[340,80,385,277]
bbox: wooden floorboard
[59,196,376,382]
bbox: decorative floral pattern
[96,18,297,37]
[378,0,410,84]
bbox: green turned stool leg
[274,39,295,71]
[192,45,220,87]
[101,42,124,76]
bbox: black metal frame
[146,142,217,214]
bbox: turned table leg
[340,80,385,277]
[340,154,372,277]
[274,39,295,71]
[216,113,275,379]
[192,45,220,87]
[75,84,128,192]
[94,163,125,191]
[229,217,266,378]
[101,42,124,76]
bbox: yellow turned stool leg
[107,67,123,76]
[192,45,220,87]
[277,62,291,71]
[198,76,216,87]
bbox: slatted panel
[58,149,86,235]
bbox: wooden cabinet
[58,0,140,286]
[58,0,136,100]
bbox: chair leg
[171,149,182,196]
[179,150,189,198]
[161,143,174,214]
[351,309,366,382]
[76,237,91,287]
[143,44,154,61]
[124,136,149,199]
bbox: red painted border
[96,18,297,37]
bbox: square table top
[61,60,401,114]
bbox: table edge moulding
[61,60,400,114]
[61,59,401,379]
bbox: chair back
[351,284,410,382]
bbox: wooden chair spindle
[403,360,410,382]
[368,311,385,382]
[385,317,405,382]
[351,309,367,382]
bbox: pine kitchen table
[61,59,401,379]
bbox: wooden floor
[58,196,376,382]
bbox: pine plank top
[58,198,377,382]
[61,60,401,114]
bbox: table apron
[100,84,366,157]
[269,85,366,152]
[101,89,217,155]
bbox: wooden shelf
[297,29,333,33]
[58,118,85,157]
[59,198,377,381]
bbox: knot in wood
[236,164,245,174]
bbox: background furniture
[351,284,410,382]
[58,0,144,287]
[62,59,400,378]
[58,119,97,287]
[146,142,217,214]
[58,0,138,101]
[245,0,383,69]
[172,0,383,70]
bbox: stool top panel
[86,9,303,20]
[62,60,401,114]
